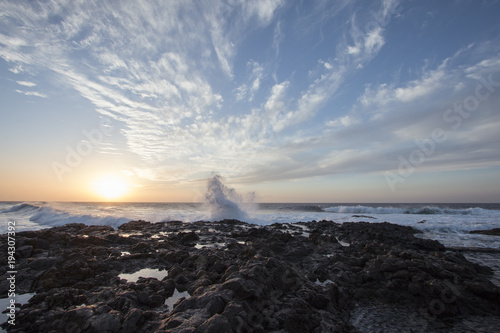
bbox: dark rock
[470,228,500,236]
[16,245,34,258]
[2,219,499,332]
[179,231,200,245]
[196,314,232,332]
[131,242,153,253]
[61,306,94,332]
[80,225,115,235]
[89,311,121,332]
[118,220,150,231]
[121,308,144,333]
[197,291,229,316]
[107,295,134,312]
[221,277,258,300]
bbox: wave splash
[204,175,253,221]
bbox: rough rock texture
[1,220,499,332]
[470,228,500,236]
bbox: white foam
[2,202,499,249]
[203,174,254,221]
[28,206,130,229]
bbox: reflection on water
[165,288,191,312]
[0,293,35,328]
[118,268,168,283]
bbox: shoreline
[1,219,500,332]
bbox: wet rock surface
[470,227,500,236]
[1,220,499,332]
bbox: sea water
[1,175,499,248]
[1,201,499,249]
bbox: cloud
[0,1,271,166]
[263,80,289,132]
[234,60,264,102]
[272,21,283,57]
[15,89,47,98]
[204,0,284,78]
[342,0,402,64]
[326,115,358,128]
[2,0,499,189]
[16,81,36,87]
[243,0,285,25]
[364,26,385,55]
[278,66,346,130]
[234,44,500,184]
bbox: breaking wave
[323,205,493,216]
[1,202,41,214]
[279,205,325,212]
[204,174,253,221]
[1,202,129,230]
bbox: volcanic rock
[1,219,499,332]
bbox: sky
[1,0,500,203]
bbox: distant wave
[1,202,41,214]
[279,205,325,212]
[30,207,130,229]
[1,202,130,229]
[323,205,494,216]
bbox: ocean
[1,201,499,249]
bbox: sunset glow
[92,175,130,201]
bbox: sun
[92,175,130,200]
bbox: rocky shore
[470,228,500,236]
[1,220,500,332]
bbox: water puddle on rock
[194,242,226,249]
[119,268,168,283]
[335,237,350,247]
[165,288,191,312]
[315,279,334,286]
[0,293,35,327]
[291,223,311,237]
[120,233,142,238]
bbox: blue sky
[1,0,500,202]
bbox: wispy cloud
[0,0,390,183]
[15,89,47,98]
[272,21,283,58]
[234,60,265,102]
[16,81,36,87]
[1,0,499,190]
[234,42,500,184]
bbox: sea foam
[203,174,253,221]
[0,202,129,233]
